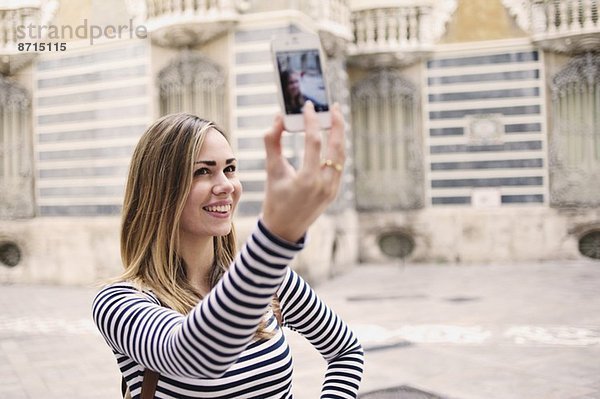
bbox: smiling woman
[92,108,364,399]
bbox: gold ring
[321,159,343,172]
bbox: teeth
[204,204,231,213]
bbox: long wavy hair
[117,113,274,338]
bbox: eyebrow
[194,158,236,166]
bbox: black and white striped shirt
[92,220,364,398]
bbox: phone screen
[275,49,329,115]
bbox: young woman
[92,102,364,398]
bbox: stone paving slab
[1,260,599,399]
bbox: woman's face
[286,72,301,97]
[179,128,242,241]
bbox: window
[550,53,600,206]
[351,69,423,210]
[158,50,227,129]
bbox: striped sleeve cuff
[255,219,306,253]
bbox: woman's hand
[261,102,346,243]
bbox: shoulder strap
[141,368,160,399]
[120,284,162,399]
[122,368,160,399]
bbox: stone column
[0,75,34,219]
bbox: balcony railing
[235,0,353,51]
[134,0,354,49]
[143,0,240,47]
[531,0,600,52]
[311,0,353,42]
[349,3,434,66]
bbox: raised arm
[93,220,303,378]
[278,268,365,398]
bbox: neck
[178,235,214,296]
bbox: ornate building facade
[0,0,599,284]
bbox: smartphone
[271,33,331,132]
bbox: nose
[212,172,235,196]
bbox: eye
[194,167,210,177]
[224,164,237,174]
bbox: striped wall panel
[34,40,150,216]
[425,48,547,206]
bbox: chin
[213,225,233,237]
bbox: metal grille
[0,242,21,267]
[579,231,600,259]
[378,232,415,259]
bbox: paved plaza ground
[1,260,599,399]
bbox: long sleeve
[92,220,304,379]
[277,268,364,398]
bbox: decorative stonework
[0,0,59,75]
[349,1,456,67]
[125,0,239,47]
[530,0,600,53]
[352,68,416,99]
[549,53,600,207]
[553,52,600,91]
[158,50,225,89]
[466,114,504,145]
[351,69,424,211]
[320,31,349,58]
[0,75,34,219]
[501,0,531,33]
[0,75,30,110]
[158,50,227,127]
[430,0,459,42]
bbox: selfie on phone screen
[276,50,329,115]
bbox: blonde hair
[118,113,274,337]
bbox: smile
[203,204,232,213]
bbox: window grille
[158,50,227,130]
[550,53,600,206]
[351,69,423,210]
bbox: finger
[324,103,346,166]
[264,113,285,163]
[301,101,322,173]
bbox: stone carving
[349,0,456,67]
[466,114,504,145]
[352,68,416,99]
[550,53,600,207]
[501,0,532,32]
[158,50,225,89]
[529,0,600,53]
[0,0,59,75]
[129,0,239,47]
[0,75,34,219]
[430,0,459,42]
[351,69,424,210]
[553,52,600,90]
[0,75,30,110]
[158,50,226,126]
